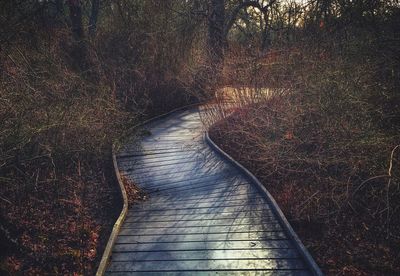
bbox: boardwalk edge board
[205,131,324,276]
[96,146,129,276]
[96,103,203,276]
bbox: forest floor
[0,159,122,275]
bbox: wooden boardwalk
[107,107,321,275]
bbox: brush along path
[107,107,321,275]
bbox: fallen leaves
[0,161,121,275]
[121,176,147,205]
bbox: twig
[0,196,12,205]
[386,144,399,236]
[297,191,319,215]
[388,145,399,177]
[352,174,391,196]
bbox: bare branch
[224,0,276,38]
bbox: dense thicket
[0,1,203,274]
[209,0,400,274]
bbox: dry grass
[0,3,200,272]
[206,33,400,274]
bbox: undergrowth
[208,15,400,275]
[0,1,201,274]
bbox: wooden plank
[129,159,228,174]
[130,197,267,212]
[119,228,282,236]
[111,248,299,261]
[136,142,200,149]
[118,158,202,172]
[122,215,278,229]
[149,118,201,125]
[113,240,293,252]
[126,207,272,219]
[128,154,230,174]
[140,191,264,203]
[147,181,255,198]
[141,179,245,195]
[126,195,267,216]
[119,156,198,167]
[120,224,283,235]
[118,151,213,165]
[142,175,240,189]
[142,133,200,139]
[121,169,231,186]
[118,149,198,158]
[122,160,231,179]
[130,206,270,220]
[148,123,200,129]
[148,125,202,132]
[122,143,205,152]
[143,128,200,137]
[150,117,202,124]
[144,178,246,194]
[149,116,201,125]
[116,232,287,243]
[133,170,241,189]
[125,173,234,190]
[147,184,252,198]
[125,210,275,223]
[142,134,200,139]
[119,224,283,236]
[118,148,200,158]
[126,208,273,221]
[107,258,305,272]
[118,148,200,156]
[141,138,202,144]
[140,136,200,142]
[108,269,310,276]
[129,202,270,215]
[126,145,203,153]
[118,153,202,164]
[130,200,268,212]
[142,191,260,205]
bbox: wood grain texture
[106,108,318,275]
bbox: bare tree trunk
[224,0,276,52]
[261,11,270,52]
[55,0,64,16]
[88,0,100,37]
[67,0,87,70]
[207,0,225,88]
[67,0,84,40]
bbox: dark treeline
[1,0,399,275]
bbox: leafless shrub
[207,4,400,273]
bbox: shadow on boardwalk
[107,107,319,275]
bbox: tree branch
[224,0,276,38]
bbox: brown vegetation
[1,0,399,275]
[208,3,400,273]
[0,1,201,274]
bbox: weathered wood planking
[107,108,320,275]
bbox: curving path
[106,107,322,275]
